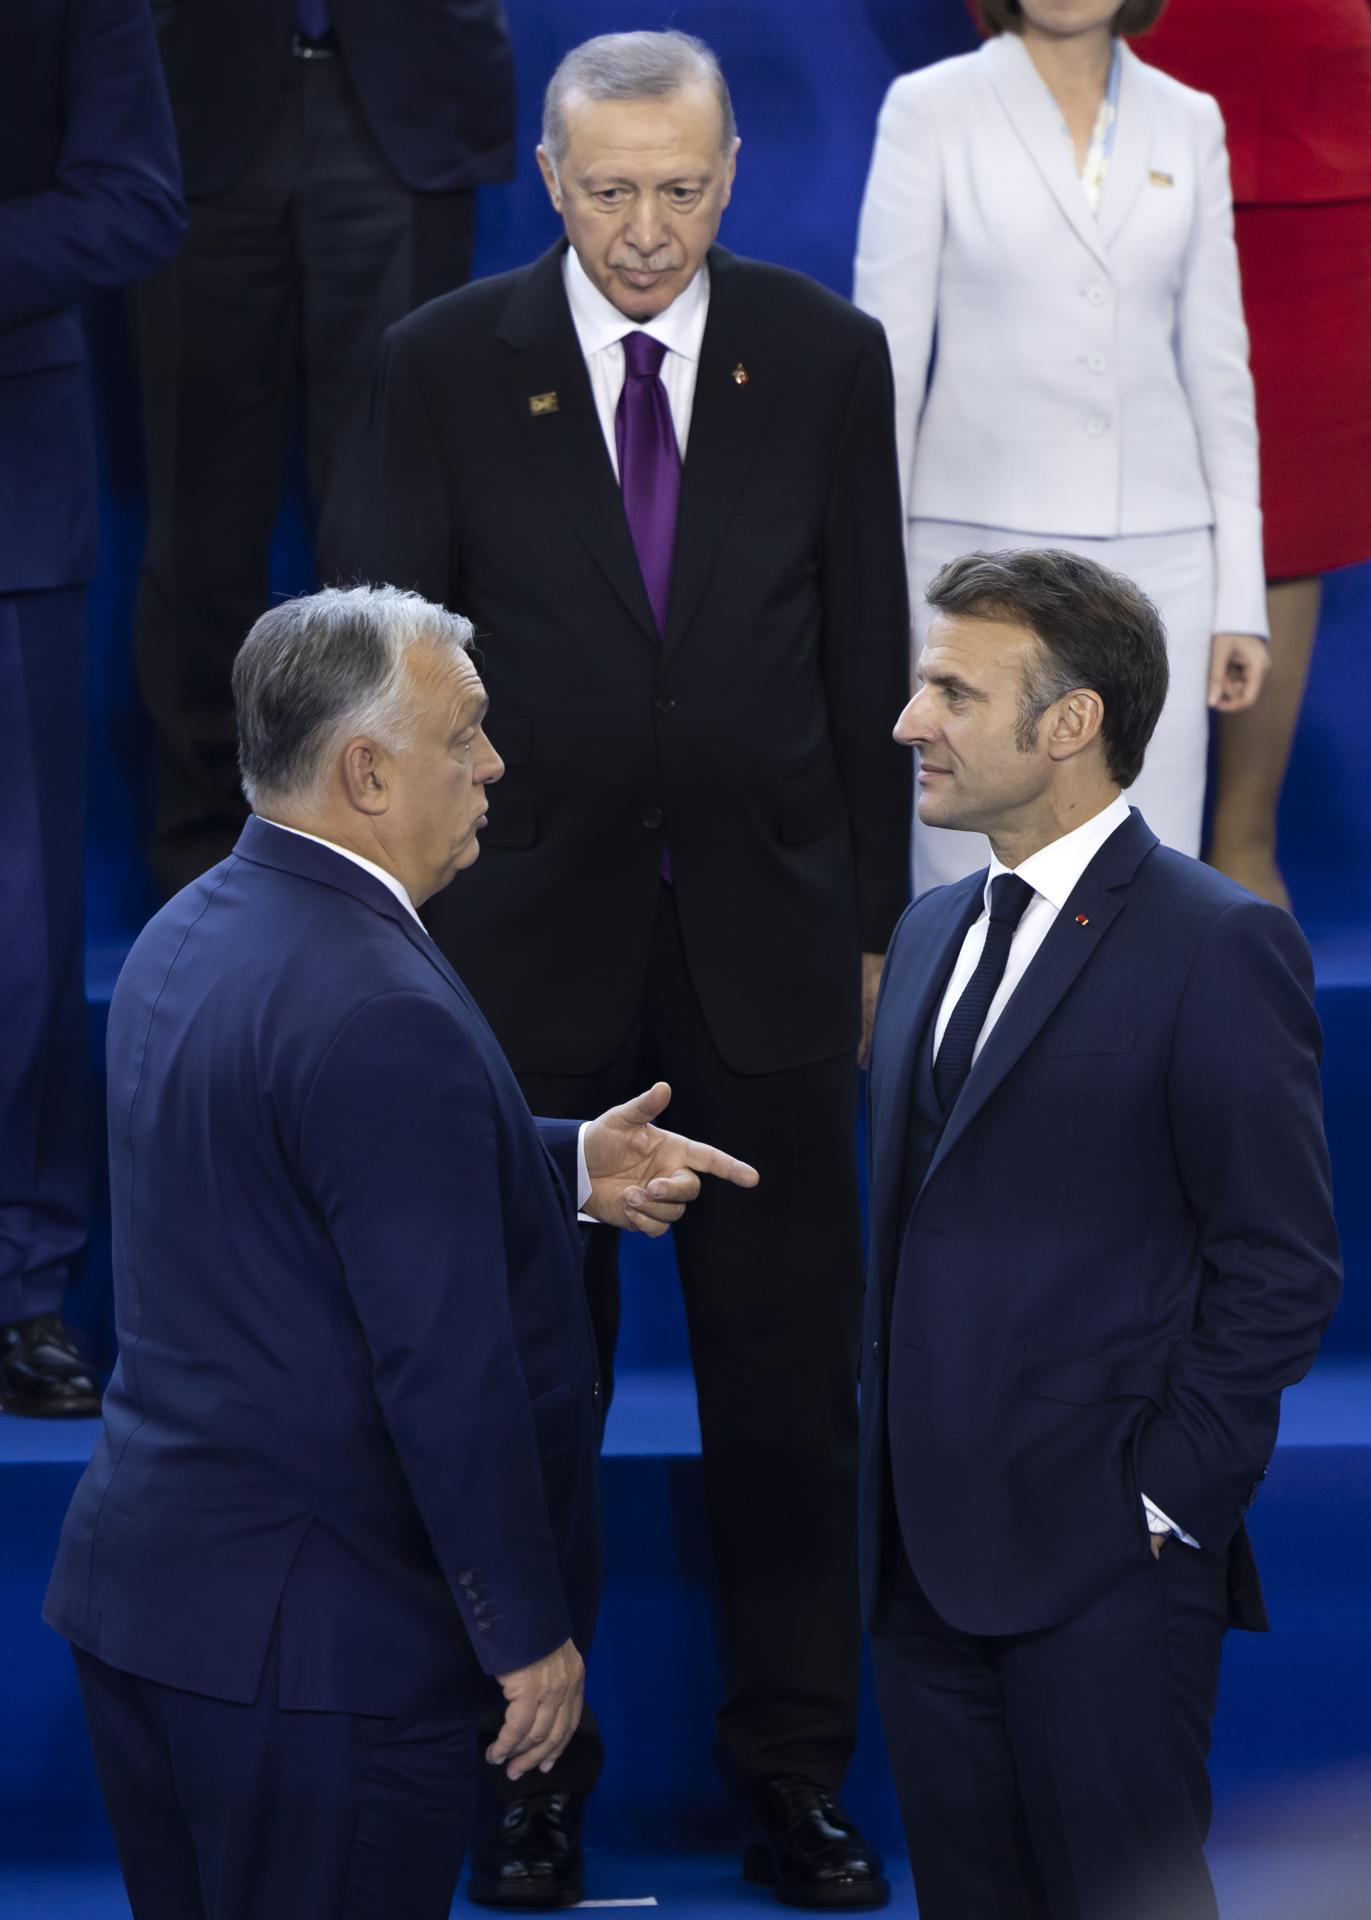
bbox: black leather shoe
[743,1777,890,1909]
[467,1792,585,1908]
[0,1314,101,1418]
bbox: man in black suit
[358,28,910,1911]
[864,549,1341,1920]
[136,0,515,896]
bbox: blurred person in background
[0,0,183,1418]
[1140,0,1371,909]
[857,0,1269,895]
[135,0,515,897]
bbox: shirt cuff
[1142,1494,1201,1549]
[576,1122,594,1218]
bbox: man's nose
[477,738,504,785]
[893,687,933,746]
[624,199,667,257]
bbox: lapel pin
[1075,914,1090,927]
[1148,169,1174,188]
[528,391,559,416]
[731,362,749,387]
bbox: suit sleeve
[1137,901,1342,1548]
[1175,95,1267,638]
[0,0,185,328]
[852,73,945,520]
[821,324,915,954]
[299,990,575,1676]
[348,320,459,602]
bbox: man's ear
[1046,688,1104,763]
[340,738,389,815]
[535,145,564,213]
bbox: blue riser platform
[4,1367,1369,1871]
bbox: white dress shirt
[258,818,595,1210]
[932,794,1198,1547]
[562,247,710,478]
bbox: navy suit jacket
[0,0,183,592]
[46,818,601,1718]
[861,811,1341,1639]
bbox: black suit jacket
[358,244,912,1077]
[861,813,1342,1639]
[149,0,515,196]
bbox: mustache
[609,253,682,273]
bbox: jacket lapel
[919,812,1158,1195]
[869,877,985,1273]
[981,35,1110,273]
[662,248,787,666]
[495,244,658,645]
[1096,44,1156,249]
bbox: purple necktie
[296,0,331,40]
[615,331,681,635]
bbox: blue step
[4,1363,1369,1869]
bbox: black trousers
[489,884,865,1803]
[0,588,87,1324]
[73,1636,481,1920]
[871,1494,1229,1920]
[134,48,475,896]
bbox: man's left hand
[582,1082,760,1235]
[1207,632,1268,712]
[859,952,885,1071]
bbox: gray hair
[233,585,475,808]
[541,30,736,179]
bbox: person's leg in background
[645,887,885,1907]
[1205,575,1320,910]
[295,54,476,584]
[133,69,298,898]
[0,587,100,1418]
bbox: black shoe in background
[743,1776,890,1909]
[467,1791,585,1909]
[0,1314,102,1419]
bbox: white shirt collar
[562,245,710,364]
[985,793,1132,913]
[257,817,427,930]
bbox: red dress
[1137,1,1371,577]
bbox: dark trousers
[871,1497,1229,1920]
[0,587,87,1324]
[134,48,476,896]
[73,1636,481,1920]
[492,884,864,1802]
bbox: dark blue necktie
[296,0,331,40]
[933,873,1035,1113]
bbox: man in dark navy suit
[863,549,1341,1920]
[0,0,183,1417]
[136,0,516,895]
[45,585,756,1920]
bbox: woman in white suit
[855,0,1269,891]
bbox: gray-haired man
[355,27,909,1909]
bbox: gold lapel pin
[731,363,749,387]
[528,391,559,416]
[1148,169,1174,189]
[1075,914,1090,927]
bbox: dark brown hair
[974,0,1167,36]
[924,549,1169,789]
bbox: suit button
[655,695,676,714]
[1086,415,1109,437]
[642,806,664,829]
[872,1339,880,1358]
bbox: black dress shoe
[0,1314,102,1418]
[467,1792,585,1908]
[744,1776,890,1909]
